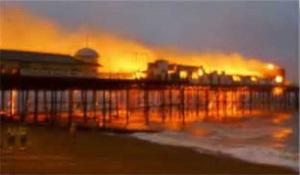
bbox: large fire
[0,5,281,77]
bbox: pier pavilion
[0,49,100,78]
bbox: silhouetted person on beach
[69,121,77,143]
[6,127,16,151]
[18,126,28,150]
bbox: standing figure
[19,126,28,150]
[6,127,16,151]
[69,121,77,140]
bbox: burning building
[262,64,285,84]
[147,59,169,80]
[0,47,287,85]
[0,48,101,78]
[147,59,205,83]
[146,59,286,85]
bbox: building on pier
[147,59,169,80]
[206,71,233,85]
[146,59,286,85]
[173,65,204,83]
[0,48,101,78]
[147,59,205,83]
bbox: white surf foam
[132,131,299,171]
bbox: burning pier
[0,49,298,130]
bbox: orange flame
[0,5,280,77]
[272,87,284,96]
[11,90,17,115]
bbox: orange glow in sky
[267,63,275,70]
[0,6,282,77]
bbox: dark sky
[8,1,300,83]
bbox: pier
[1,74,298,130]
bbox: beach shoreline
[131,130,299,172]
[0,122,298,174]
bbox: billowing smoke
[1,5,274,76]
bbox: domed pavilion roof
[74,47,99,64]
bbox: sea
[131,111,299,171]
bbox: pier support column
[223,90,227,116]
[196,87,200,116]
[108,90,112,122]
[125,89,130,125]
[231,90,235,115]
[18,90,22,121]
[7,90,13,118]
[216,89,220,116]
[0,90,5,116]
[68,90,74,127]
[102,90,107,127]
[259,91,263,109]
[168,87,173,118]
[287,92,291,109]
[50,91,53,125]
[92,90,97,120]
[144,88,149,125]
[58,91,64,122]
[81,90,88,124]
[240,89,245,115]
[204,88,209,117]
[249,89,253,113]
[20,90,29,123]
[34,90,39,123]
[43,91,49,123]
[50,91,57,126]
[180,87,185,124]
[9,90,13,118]
[160,89,166,123]
[115,91,119,118]
[267,91,272,110]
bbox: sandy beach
[0,122,297,174]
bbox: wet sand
[0,122,297,174]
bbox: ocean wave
[131,131,299,171]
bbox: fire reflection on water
[272,113,290,124]
[272,128,293,140]
[270,113,294,142]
